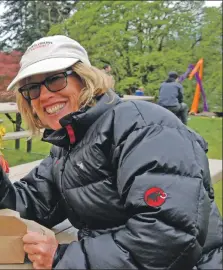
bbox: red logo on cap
[144,187,167,207]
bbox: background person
[158,71,188,125]
[102,64,112,74]
[101,64,115,89]
[135,86,145,96]
[0,35,222,270]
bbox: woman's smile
[44,102,66,115]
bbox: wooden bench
[2,130,32,152]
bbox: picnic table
[0,102,19,114]
[122,95,155,101]
[0,219,78,269]
[0,102,32,152]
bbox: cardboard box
[0,209,55,264]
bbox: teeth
[46,103,65,114]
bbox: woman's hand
[23,231,58,269]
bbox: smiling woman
[1,35,222,270]
[12,36,114,133]
[18,69,83,130]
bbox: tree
[192,5,222,112]
[0,0,78,52]
[1,1,221,111]
[0,0,79,99]
[49,1,206,96]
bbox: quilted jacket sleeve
[0,147,66,228]
[54,125,212,270]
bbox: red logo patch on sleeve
[144,187,167,207]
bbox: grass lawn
[0,114,222,167]
[213,180,222,216]
[188,116,222,160]
[0,113,51,167]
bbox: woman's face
[23,70,83,130]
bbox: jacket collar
[42,89,122,149]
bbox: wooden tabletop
[122,95,155,101]
[0,102,18,114]
[9,160,42,182]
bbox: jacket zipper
[60,144,89,234]
[60,144,72,173]
[59,144,72,210]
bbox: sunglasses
[18,70,74,101]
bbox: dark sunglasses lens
[20,84,40,100]
[29,88,40,100]
[46,74,67,91]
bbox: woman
[0,35,222,269]
[158,71,188,125]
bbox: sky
[205,0,222,7]
[0,1,222,15]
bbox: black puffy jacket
[0,90,222,269]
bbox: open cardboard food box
[0,209,55,264]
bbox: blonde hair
[16,62,115,134]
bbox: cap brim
[7,58,80,91]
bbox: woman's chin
[46,120,62,131]
[43,105,76,130]
[45,112,67,130]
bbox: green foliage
[193,7,222,112]
[0,1,221,111]
[0,0,77,52]
[49,0,222,111]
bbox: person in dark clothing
[1,35,222,270]
[158,71,188,125]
